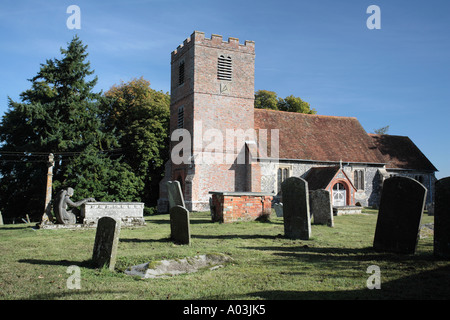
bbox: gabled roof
[254,109,386,164]
[304,166,357,191]
[304,166,340,190]
[369,134,437,172]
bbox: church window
[177,105,184,129]
[277,165,291,193]
[217,55,232,81]
[354,169,365,190]
[178,60,185,85]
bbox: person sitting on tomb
[54,187,96,225]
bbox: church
[157,31,437,213]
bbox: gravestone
[310,189,334,227]
[274,203,283,217]
[0,211,3,225]
[92,217,121,270]
[167,180,185,209]
[170,205,191,245]
[373,176,427,254]
[167,181,185,209]
[281,177,311,240]
[434,177,450,259]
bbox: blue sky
[1,0,449,179]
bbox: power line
[0,148,126,156]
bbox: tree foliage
[100,77,170,206]
[373,125,390,135]
[254,89,316,114]
[0,36,141,221]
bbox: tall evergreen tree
[0,36,141,221]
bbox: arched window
[217,55,232,81]
[354,169,365,190]
[277,166,290,193]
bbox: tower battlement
[171,31,255,61]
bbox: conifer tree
[0,36,141,221]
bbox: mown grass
[0,209,449,300]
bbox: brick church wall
[158,31,257,213]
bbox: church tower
[157,31,257,212]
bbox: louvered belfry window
[177,105,184,129]
[217,55,232,81]
[178,61,185,85]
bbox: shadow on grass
[18,258,94,268]
[241,245,438,263]
[24,289,130,300]
[192,234,281,240]
[246,264,450,300]
[119,237,172,243]
[150,218,218,225]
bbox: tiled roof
[304,166,340,190]
[369,134,437,172]
[254,109,386,164]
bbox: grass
[0,209,449,300]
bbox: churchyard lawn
[1,209,449,300]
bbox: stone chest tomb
[81,202,146,228]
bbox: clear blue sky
[1,0,449,179]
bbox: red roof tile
[369,134,437,171]
[304,166,340,190]
[254,109,385,164]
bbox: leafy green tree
[100,77,170,206]
[254,90,316,114]
[278,95,317,114]
[0,36,141,221]
[254,90,280,110]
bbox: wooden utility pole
[40,153,55,225]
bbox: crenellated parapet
[171,31,255,62]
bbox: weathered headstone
[281,177,311,240]
[310,189,334,227]
[92,217,121,270]
[167,180,185,209]
[373,176,427,254]
[274,203,283,217]
[170,205,191,245]
[434,177,450,259]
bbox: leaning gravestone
[167,181,185,209]
[170,205,191,245]
[92,217,121,270]
[434,177,450,259]
[310,189,334,227]
[281,177,311,240]
[373,176,427,254]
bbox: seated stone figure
[54,187,96,225]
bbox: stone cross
[40,153,55,225]
[309,189,334,227]
[167,180,186,209]
[373,176,427,254]
[281,177,311,240]
[170,205,191,245]
[92,217,121,270]
[434,177,450,259]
